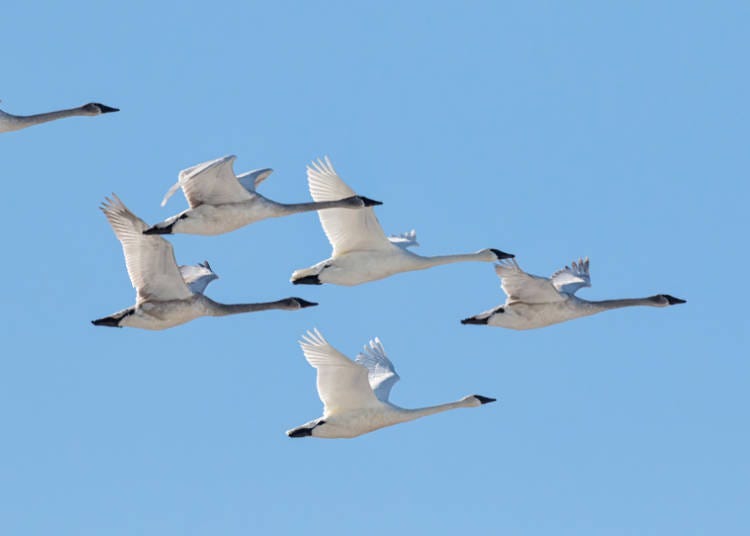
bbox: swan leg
[292,275,322,285]
[91,307,135,328]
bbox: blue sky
[1,1,747,534]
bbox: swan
[0,101,119,133]
[461,258,686,330]
[91,194,317,330]
[290,157,514,286]
[286,329,496,439]
[142,155,382,236]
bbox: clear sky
[1,1,747,535]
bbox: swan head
[650,294,686,306]
[81,102,120,115]
[487,248,514,261]
[286,297,318,309]
[462,394,497,407]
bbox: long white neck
[394,397,477,423]
[413,250,496,269]
[273,197,361,216]
[0,107,88,132]
[578,296,666,313]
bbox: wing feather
[388,229,419,250]
[101,195,192,303]
[550,257,591,295]
[495,259,564,304]
[179,261,219,295]
[355,337,400,402]
[307,157,391,255]
[162,155,253,208]
[299,329,381,414]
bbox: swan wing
[163,155,253,208]
[388,229,419,250]
[355,337,400,403]
[237,168,274,193]
[101,195,192,303]
[179,261,219,295]
[300,329,382,414]
[495,259,564,303]
[550,257,591,296]
[307,157,390,255]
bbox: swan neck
[583,297,661,311]
[205,298,290,316]
[400,399,468,420]
[11,107,86,127]
[275,198,355,215]
[416,252,488,268]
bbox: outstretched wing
[237,168,274,193]
[161,155,253,208]
[299,329,382,414]
[307,157,391,255]
[179,261,219,295]
[100,195,192,303]
[550,257,591,296]
[388,229,419,250]
[495,259,564,304]
[355,337,400,403]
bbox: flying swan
[92,194,317,330]
[286,329,496,439]
[0,101,118,133]
[461,258,686,330]
[143,155,382,236]
[290,157,514,286]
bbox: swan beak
[293,275,322,285]
[358,196,383,207]
[662,295,686,305]
[490,249,514,260]
[293,298,318,308]
[96,104,120,114]
[474,395,496,405]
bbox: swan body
[144,155,382,236]
[461,258,686,330]
[92,195,317,330]
[286,329,496,439]
[0,101,119,133]
[290,158,514,286]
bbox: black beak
[358,196,383,207]
[662,294,686,305]
[474,395,496,405]
[490,249,514,260]
[95,103,120,113]
[293,298,318,309]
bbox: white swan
[143,155,382,236]
[286,329,496,439]
[290,157,514,286]
[0,101,118,133]
[461,258,686,330]
[92,195,317,330]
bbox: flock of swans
[4,100,686,439]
